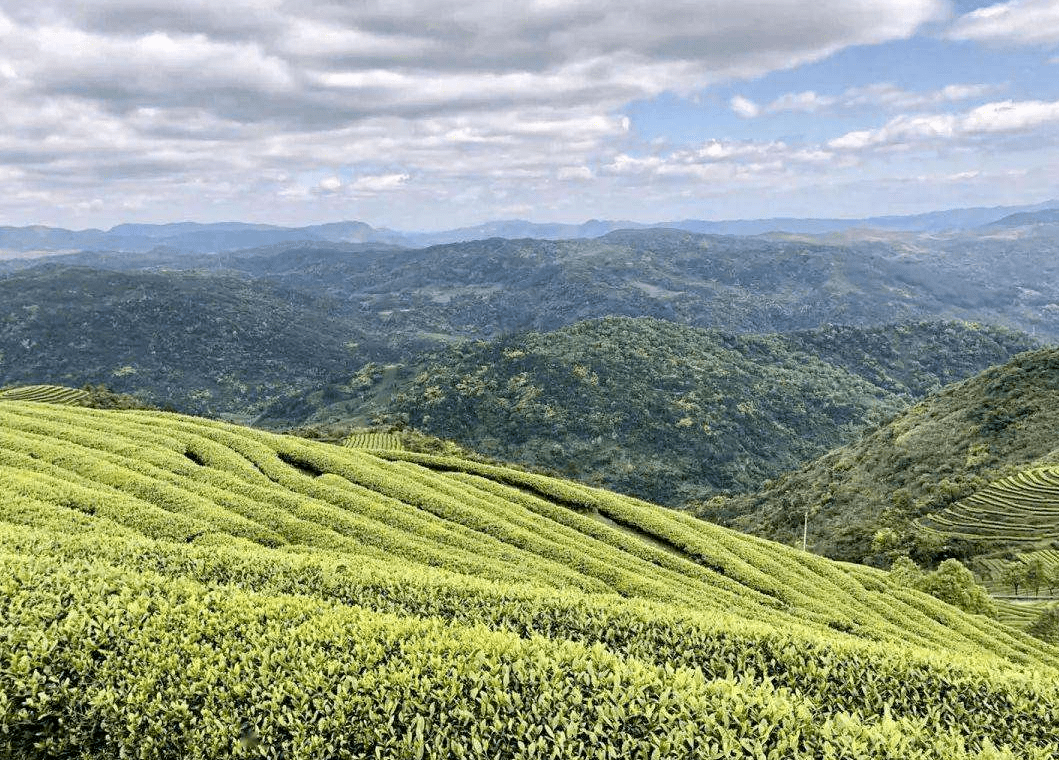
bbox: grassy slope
[0,401,1057,758]
[260,318,1037,507]
[723,348,1059,564]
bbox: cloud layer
[730,83,1001,118]
[2,0,1056,227]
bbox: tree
[1047,564,1059,597]
[888,555,923,587]
[871,527,904,559]
[889,556,995,617]
[1026,606,1059,644]
[1025,557,1048,597]
[1001,561,1028,597]
[918,559,996,617]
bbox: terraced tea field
[343,430,405,450]
[996,598,1059,628]
[0,383,88,405]
[1,401,1057,758]
[977,548,1059,594]
[918,467,1059,544]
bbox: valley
[259,317,1037,508]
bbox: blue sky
[0,0,1057,229]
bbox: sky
[0,0,1057,231]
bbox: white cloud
[730,95,760,118]
[828,98,1059,150]
[605,138,835,184]
[733,82,1000,118]
[767,90,836,114]
[351,173,410,193]
[961,99,1059,132]
[557,165,594,180]
[948,0,1059,46]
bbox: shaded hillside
[723,348,1059,564]
[259,318,1037,507]
[173,227,1059,340]
[0,401,1056,757]
[0,267,387,417]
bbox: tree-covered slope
[259,318,1037,507]
[723,348,1059,565]
[0,400,1057,758]
[3,225,1059,421]
[0,267,386,417]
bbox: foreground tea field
[1,401,1057,758]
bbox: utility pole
[802,510,809,552]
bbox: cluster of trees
[888,556,996,616]
[997,557,1059,597]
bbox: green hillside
[723,348,1059,564]
[0,383,156,411]
[259,318,1037,507]
[0,401,1057,757]
[918,468,1059,634]
[344,430,406,451]
[0,267,387,417]
[6,224,1059,422]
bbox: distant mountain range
[5,224,1059,420]
[3,199,1058,255]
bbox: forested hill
[8,225,1059,346]
[258,318,1038,508]
[3,225,1058,419]
[0,267,388,417]
[722,348,1059,565]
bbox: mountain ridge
[4,198,1057,255]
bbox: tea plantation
[919,467,1059,546]
[1,401,1058,758]
[0,384,89,405]
[343,430,406,451]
